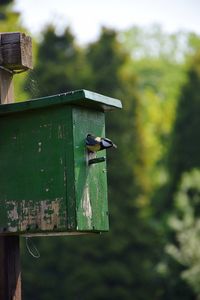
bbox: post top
[0,89,122,115]
[0,31,32,71]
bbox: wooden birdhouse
[0,90,122,236]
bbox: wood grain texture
[1,32,20,44]
[0,69,14,103]
[0,236,21,300]
[20,33,32,69]
[0,32,32,70]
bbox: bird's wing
[101,139,112,147]
[102,138,117,148]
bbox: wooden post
[0,32,32,300]
[0,236,21,300]
[0,68,14,103]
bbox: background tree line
[1,0,200,299]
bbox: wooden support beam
[0,32,32,70]
[0,236,21,300]
[0,31,32,300]
[0,69,14,103]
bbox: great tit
[86,134,117,153]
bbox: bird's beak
[113,143,117,148]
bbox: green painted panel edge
[0,90,122,115]
[81,90,122,110]
[64,106,77,230]
[72,107,109,231]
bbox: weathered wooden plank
[0,32,32,70]
[0,107,68,235]
[0,237,6,300]
[1,44,21,66]
[1,32,20,44]
[0,68,14,103]
[0,236,21,300]
[21,34,32,69]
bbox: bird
[86,134,117,153]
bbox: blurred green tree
[24,25,90,98]
[167,50,200,203]
[122,25,200,209]
[121,25,200,299]
[120,26,189,217]
[0,0,13,5]
[151,47,200,300]
[166,169,200,297]
[156,50,200,300]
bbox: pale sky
[15,0,200,44]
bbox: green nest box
[0,90,122,236]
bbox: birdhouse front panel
[0,90,122,236]
[72,107,108,232]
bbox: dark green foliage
[166,169,200,296]
[0,0,13,6]
[168,51,200,198]
[24,26,90,98]
[152,49,200,300]
[86,27,127,94]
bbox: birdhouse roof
[0,89,122,115]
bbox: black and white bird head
[86,134,117,152]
